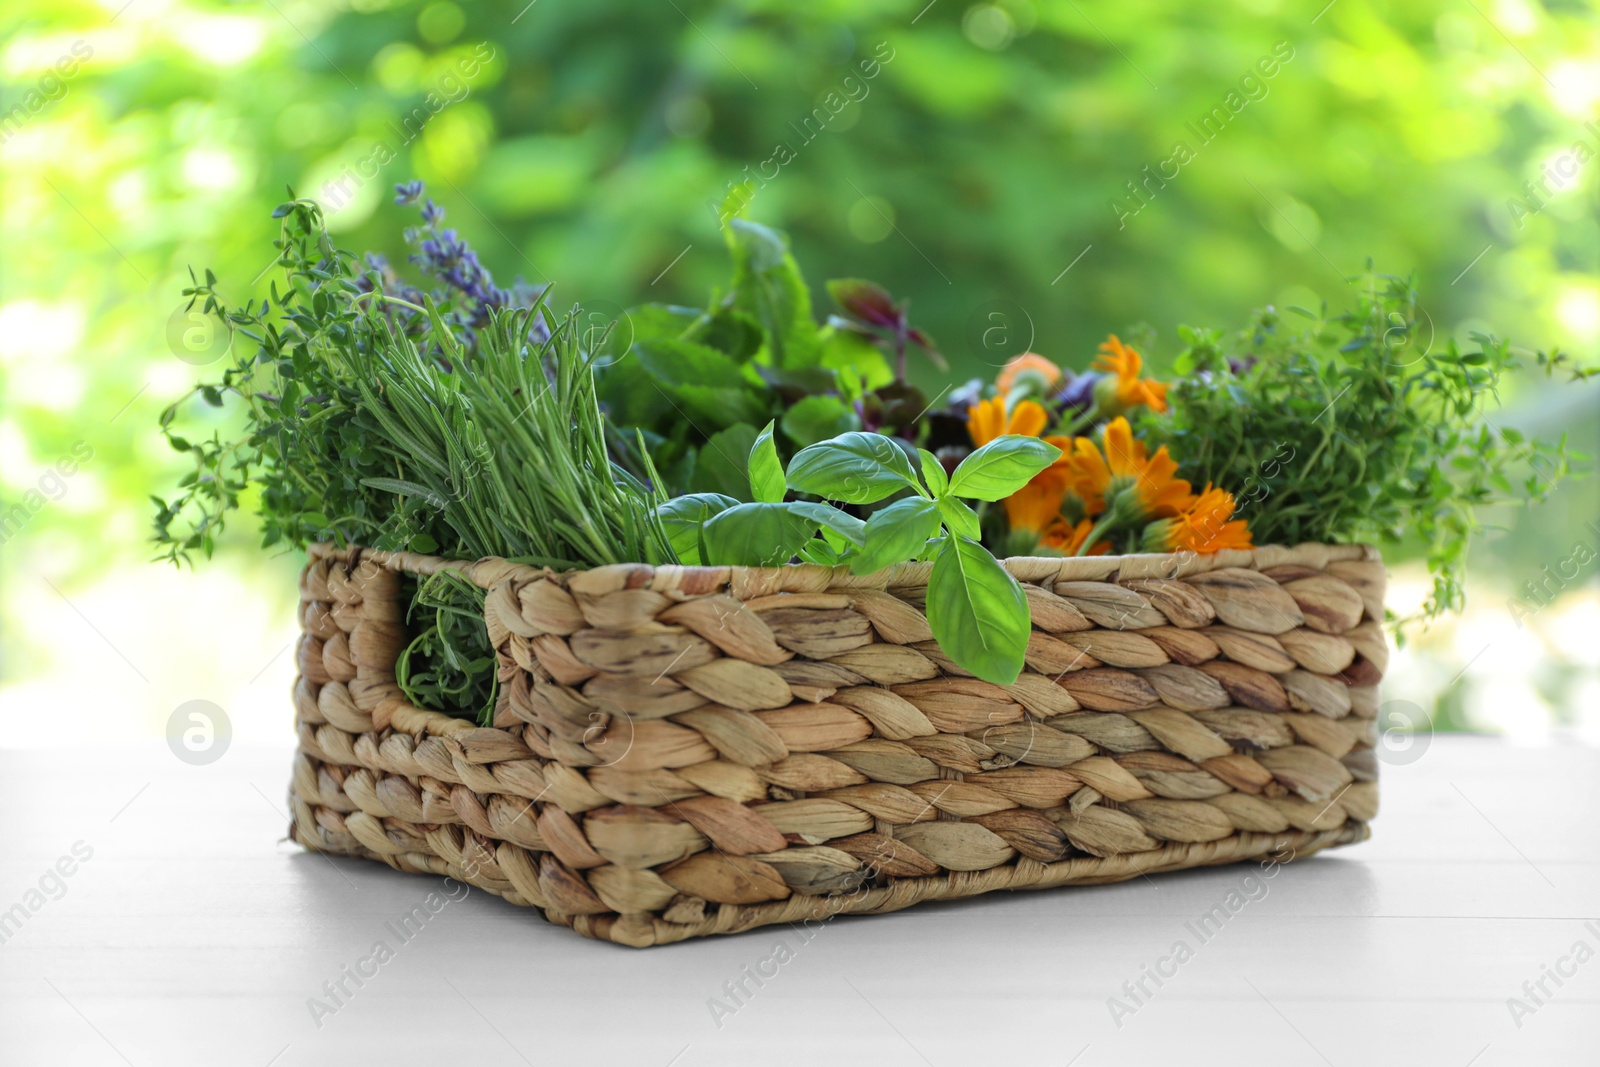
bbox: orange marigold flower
[1093,335,1169,414]
[1042,518,1111,556]
[1150,484,1254,554]
[1004,481,1065,534]
[1102,416,1192,518]
[996,352,1062,397]
[967,396,1048,447]
[1063,417,1193,519]
[1061,435,1111,514]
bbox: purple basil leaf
[827,278,901,329]
[907,327,947,371]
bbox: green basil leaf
[947,435,1062,501]
[927,536,1031,685]
[702,502,820,567]
[691,423,761,499]
[938,496,981,540]
[748,420,786,503]
[849,497,942,576]
[652,493,740,565]
[919,448,950,499]
[780,394,861,447]
[785,501,866,548]
[786,431,922,504]
[798,539,843,566]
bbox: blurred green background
[2,0,1597,745]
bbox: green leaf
[947,435,1062,501]
[798,539,844,566]
[785,501,866,547]
[702,502,820,566]
[652,493,739,565]
[633,337,765,426]
[691,423,761,499]
[919,449,950,498]
[938,496,981,540]
[360,477,448,510]
[781,394,861,447]
[725,218,821,369]
[702,308,765,362]
[786,431,922,504]
[819,328,894,390]
[748,420,786,503]
[926,536,1031,685]
[625,303,703,344]
[849,497,942,576]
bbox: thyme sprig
[1147,271,1595,631]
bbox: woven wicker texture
[289,542,1385,947]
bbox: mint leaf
[725,218,820,369]
[781,394,860,447]
[926,536,1031,685]
[749,420,786,503]
[947,435,1062,501]
[849,497,941,576]
[633,337,765,425]
[786,431,922,504]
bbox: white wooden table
[2,736,1595,1066]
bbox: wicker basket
[289,541,1385,947]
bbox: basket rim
[307,540,1382,593]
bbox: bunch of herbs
[1145,272,1594,627]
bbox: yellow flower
[1147,484,1254,554]
[1093,335,1169,414]
[1043,518,1111,556]
[1102,416,1192,518]
[1061,417,1192,519]
[1062,435,1112,515]
[967,396,1048,447]
[996,352,1062,397]
[1004,478,1063,534]
[1001,432,1075,533]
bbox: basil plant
[651,426,1060,685]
